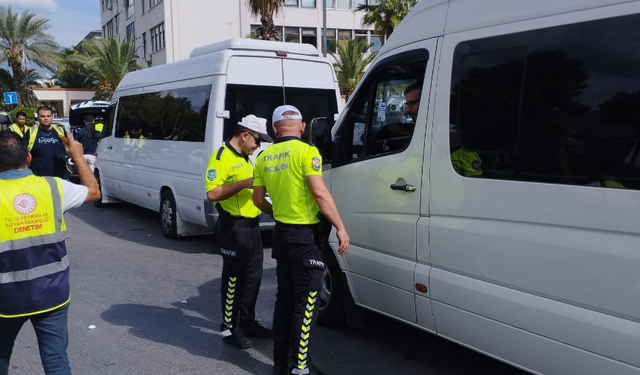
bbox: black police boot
[240,320,273,338]
[221,324,252,349]
[272,361,289,375]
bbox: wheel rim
[161,199,173,231]
[320,267,332,309]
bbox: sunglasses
[247,131,261,145]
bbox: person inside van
[449,124,482,177]
[124,125,146,148]
[389,80,423,136]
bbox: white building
[99,0,379,67]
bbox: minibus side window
[336,52,428,164]
[451,13,640,190]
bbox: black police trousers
[218,218,264,334]
[272,223,324,374]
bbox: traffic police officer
[206,115,274,349]
[253,105,350,375]
[0,130,100,374]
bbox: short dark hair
[233,125,250,137]
[0,131,28,171]
[85,114,95,123]
[15,111,27,119]
[36,105,53,116]
[405,80,423,95]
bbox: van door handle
[390,184,416,192]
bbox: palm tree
[247,0,285,41]
[356,0,417,46]
[70,36,140,100]
[55,47,97,89]
[0,6,58,105]
[331,38,377,101]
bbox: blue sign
[3,92,17,105]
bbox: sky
[0,0,100,49]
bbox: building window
[450,13,640,188]
[105,19,115,38]
[285,0,298,6]
[141,0,145,14]
[285,27,300,43]
[370,34,381,52]
[338,29,351,48]
[142,32,147,57]
[150,22,165,52]
[337,0,351,9]
[323,29,336,54]
[125,0,135,19]
[301,28,317,47]
[126,22,135,53]
[101,0,105,12]
[326,0,335,7]
[114,14,120,35]
[354,0,366,6]
[149,0,162,9]
[301,0,316,7]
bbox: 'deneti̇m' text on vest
[0,174,70,318]
[253,136,323,225]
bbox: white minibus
[316,1,640,374]
[94,38,341,238]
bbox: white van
[94,38,341,238]
[317,1,640,374]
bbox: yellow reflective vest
[0,173,70,318]
[8,124,28,137]
[27,125,65,151]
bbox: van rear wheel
[160,190,178,239]
[318,243,345,327]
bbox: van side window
[339,52,428,162]
[450,13,640,190]
[104,102,116,137]
[114,85,211,142]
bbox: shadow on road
[101,269,278,375]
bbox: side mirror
[309,117,333,164]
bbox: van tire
[317,243,345,327]
[160,190,178,239]
[94,170,105,208]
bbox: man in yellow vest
[0,130,100,374]
[27,106,68,179]
[8,111,29,137]
[253,105,349,375]
[449,124,483,177]
[206,115,273,350]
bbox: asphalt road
[8,202,528,375]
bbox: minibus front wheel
[160,190,178,239]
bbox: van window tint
[224,84,283,141]
[115,84,211,142]
[337,52,428,163]
[451,13,640,189]
[224,84,338,158]
[104,103,116,137]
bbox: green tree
[331,38,377,100]
[55,47,97,89]
[70,36,140,100]
[247,0,285,41]
[0,6,58,105]
[356,0,417,46]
